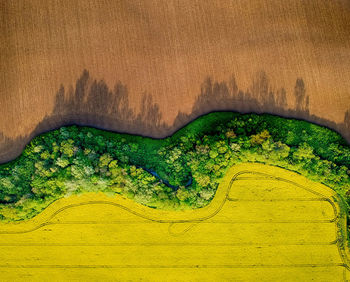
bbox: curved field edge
[0,163,349,269]
[0,112,349,223]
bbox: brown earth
[1,0,350,160]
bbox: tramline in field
[0,164,348,281]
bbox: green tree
[60,139,75,157]
[99,154,113,168]
[262,140,290,160]
[56,157,70,168]
[31,177,65,198]
[293,143,315,162]
[193,172,210,188]
[250,130,271,146]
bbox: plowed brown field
[1,0,350,140]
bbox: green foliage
[0,112,348,223]
[56,157,69,168]
[262,140,290,160]
[230,143,241,152]
[292,143,315,162]
[209,150,218,159]
[250,130,271,146]
[99,153,113,168]
[176,187,191,201]
[60,139,75,157]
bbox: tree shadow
[0,70,169,163]
[50,69,168,135]
[174,71,350,145]
[0,69,349,164]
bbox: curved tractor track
[0,163,348,281]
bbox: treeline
[0,112,349,222]
[174,71,350,143]
[1,69,349,167]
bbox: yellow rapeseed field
[0,163,348,281]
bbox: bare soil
[1,0,349,141]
